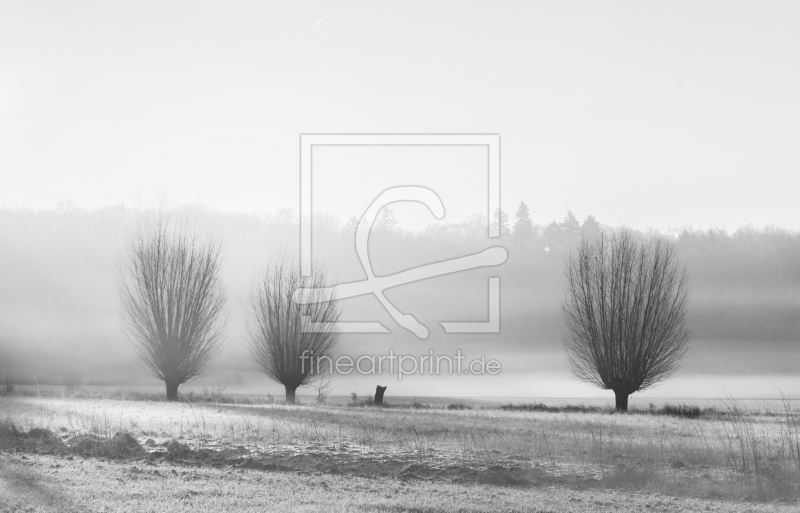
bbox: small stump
[375,385,387,406]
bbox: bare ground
[2,452,796,513]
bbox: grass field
[1,391,799,512]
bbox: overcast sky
[1,1,799,232]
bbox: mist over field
[4,3,800,511]
[1,1,799,404]
[1,204,797,400]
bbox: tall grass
[707,395,800,499]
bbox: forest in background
[0,202,798,389]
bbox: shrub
[347,393,375,408]
[446,403,472,410]
[499,403,602,414]
[659,403,702,419]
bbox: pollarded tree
[119,214,226,401]
[248,258,340,404]
[561,229,689,411]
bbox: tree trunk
[165,380,180,401]
[614,390,629,412]
[375,386,386,406]
[285,385,297,405]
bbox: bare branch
[118,211,226,400]
[561,229,689,411]
[247,256,340,404]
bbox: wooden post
[375,385,387,406]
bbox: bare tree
[248,258,339,404]
[119,214,226,401]
[561,229,689,411]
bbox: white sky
[1,1,799,231]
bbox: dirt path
[1,452,796,513]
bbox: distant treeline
[0,203,798,384]
[2,202,798,282]
[1,202,798,305]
